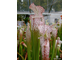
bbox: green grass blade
[51,36,56,60]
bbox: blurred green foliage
[17,14,30,24]
[17,14,25,21]
[57,24,62,50]
[17,0,29,11]
[24,17,30,23]
[17,0,62,12]
[53,0,62,11]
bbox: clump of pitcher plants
[17,3,62,60]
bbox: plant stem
[51,36,56,60]
[17,52,25,60]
